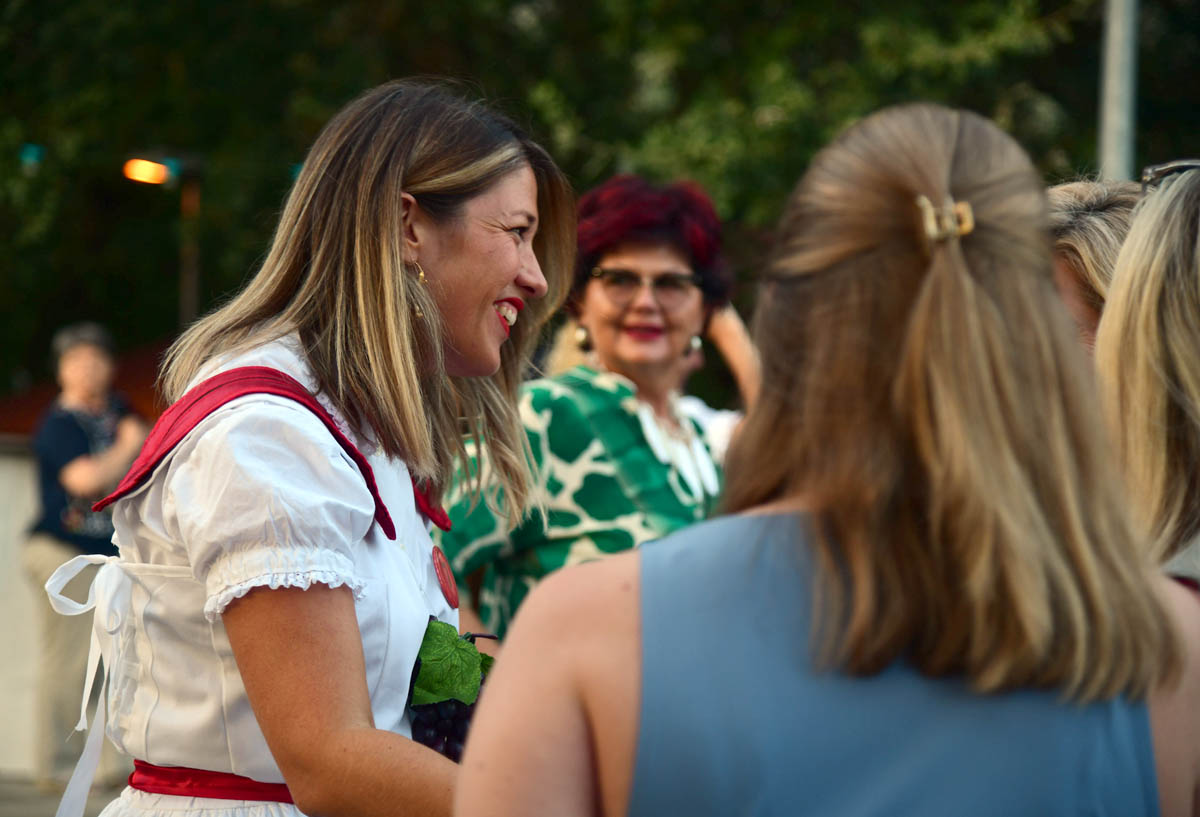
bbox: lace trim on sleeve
[202,546,366,622]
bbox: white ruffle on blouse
[46,336,457,817]
[676,394,741,465]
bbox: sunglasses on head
[1141,159,1200,195]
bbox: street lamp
[122,154,202,327]
[123,158,176,185]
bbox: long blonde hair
[1095,169,1200,561]
[723,104,1176,701]
[160,80,574,521]
[1047,179,1140,310]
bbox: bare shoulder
[1159,575,1200,688]
[1148,575,1200,817]
[1156,575,1200,686]
[507,551,641,648]
[1158,575,1200,634]
[514,552,641,816]
[503,552,643,717]
[458,552,641,817]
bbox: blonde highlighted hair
[723,104,1176,701]
[1047,179,1140,310]
[1095,169,1200,561]
[160,80,574,522]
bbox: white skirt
[97,787,308,817]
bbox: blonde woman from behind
[1095,163,1200,582]
[1047,179,1139,351]
[456,106,1200,817]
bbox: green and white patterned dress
[437,365,723,638]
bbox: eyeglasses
[1141,159,1200,195]
[590,267,702,309]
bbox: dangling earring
[412,261,426,319]
[574,324,592,351]
[689,335,703,352]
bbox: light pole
[178,177,201,327]
[1099,0,1139,180]
[122,156,202,327]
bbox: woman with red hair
[441,175,754,640]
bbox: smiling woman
[581,241,704,380]
[411,165,548,377]
[40,79,574,817]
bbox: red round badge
[432,546,459,609]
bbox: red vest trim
[412,481,452,532]
[93,366,397,540]
[129,759,294,803]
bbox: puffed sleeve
[159,397,376,622]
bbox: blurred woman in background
[457,106,1200,817]
[440,174,748,640]
[1095,161,1200,582]
[22,322,144,793]
[545,301,758,463]
[1047,179,1139,351]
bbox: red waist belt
[129,760,294,803]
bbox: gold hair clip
[915,195,974,244]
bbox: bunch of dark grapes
[408,681,483,763]
[407,632,495,763]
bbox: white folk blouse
[47,336,457,817]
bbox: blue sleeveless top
[631,513,1159,817]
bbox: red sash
[93,365,451,534]
[129,759,294,803]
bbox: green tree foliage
[1,0,1196,397]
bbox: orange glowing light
[123,158,170,185]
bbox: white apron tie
[44,554,131,817]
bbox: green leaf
[480,652,495,678]
[410,620,483,706]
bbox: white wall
[0,451,38,774]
